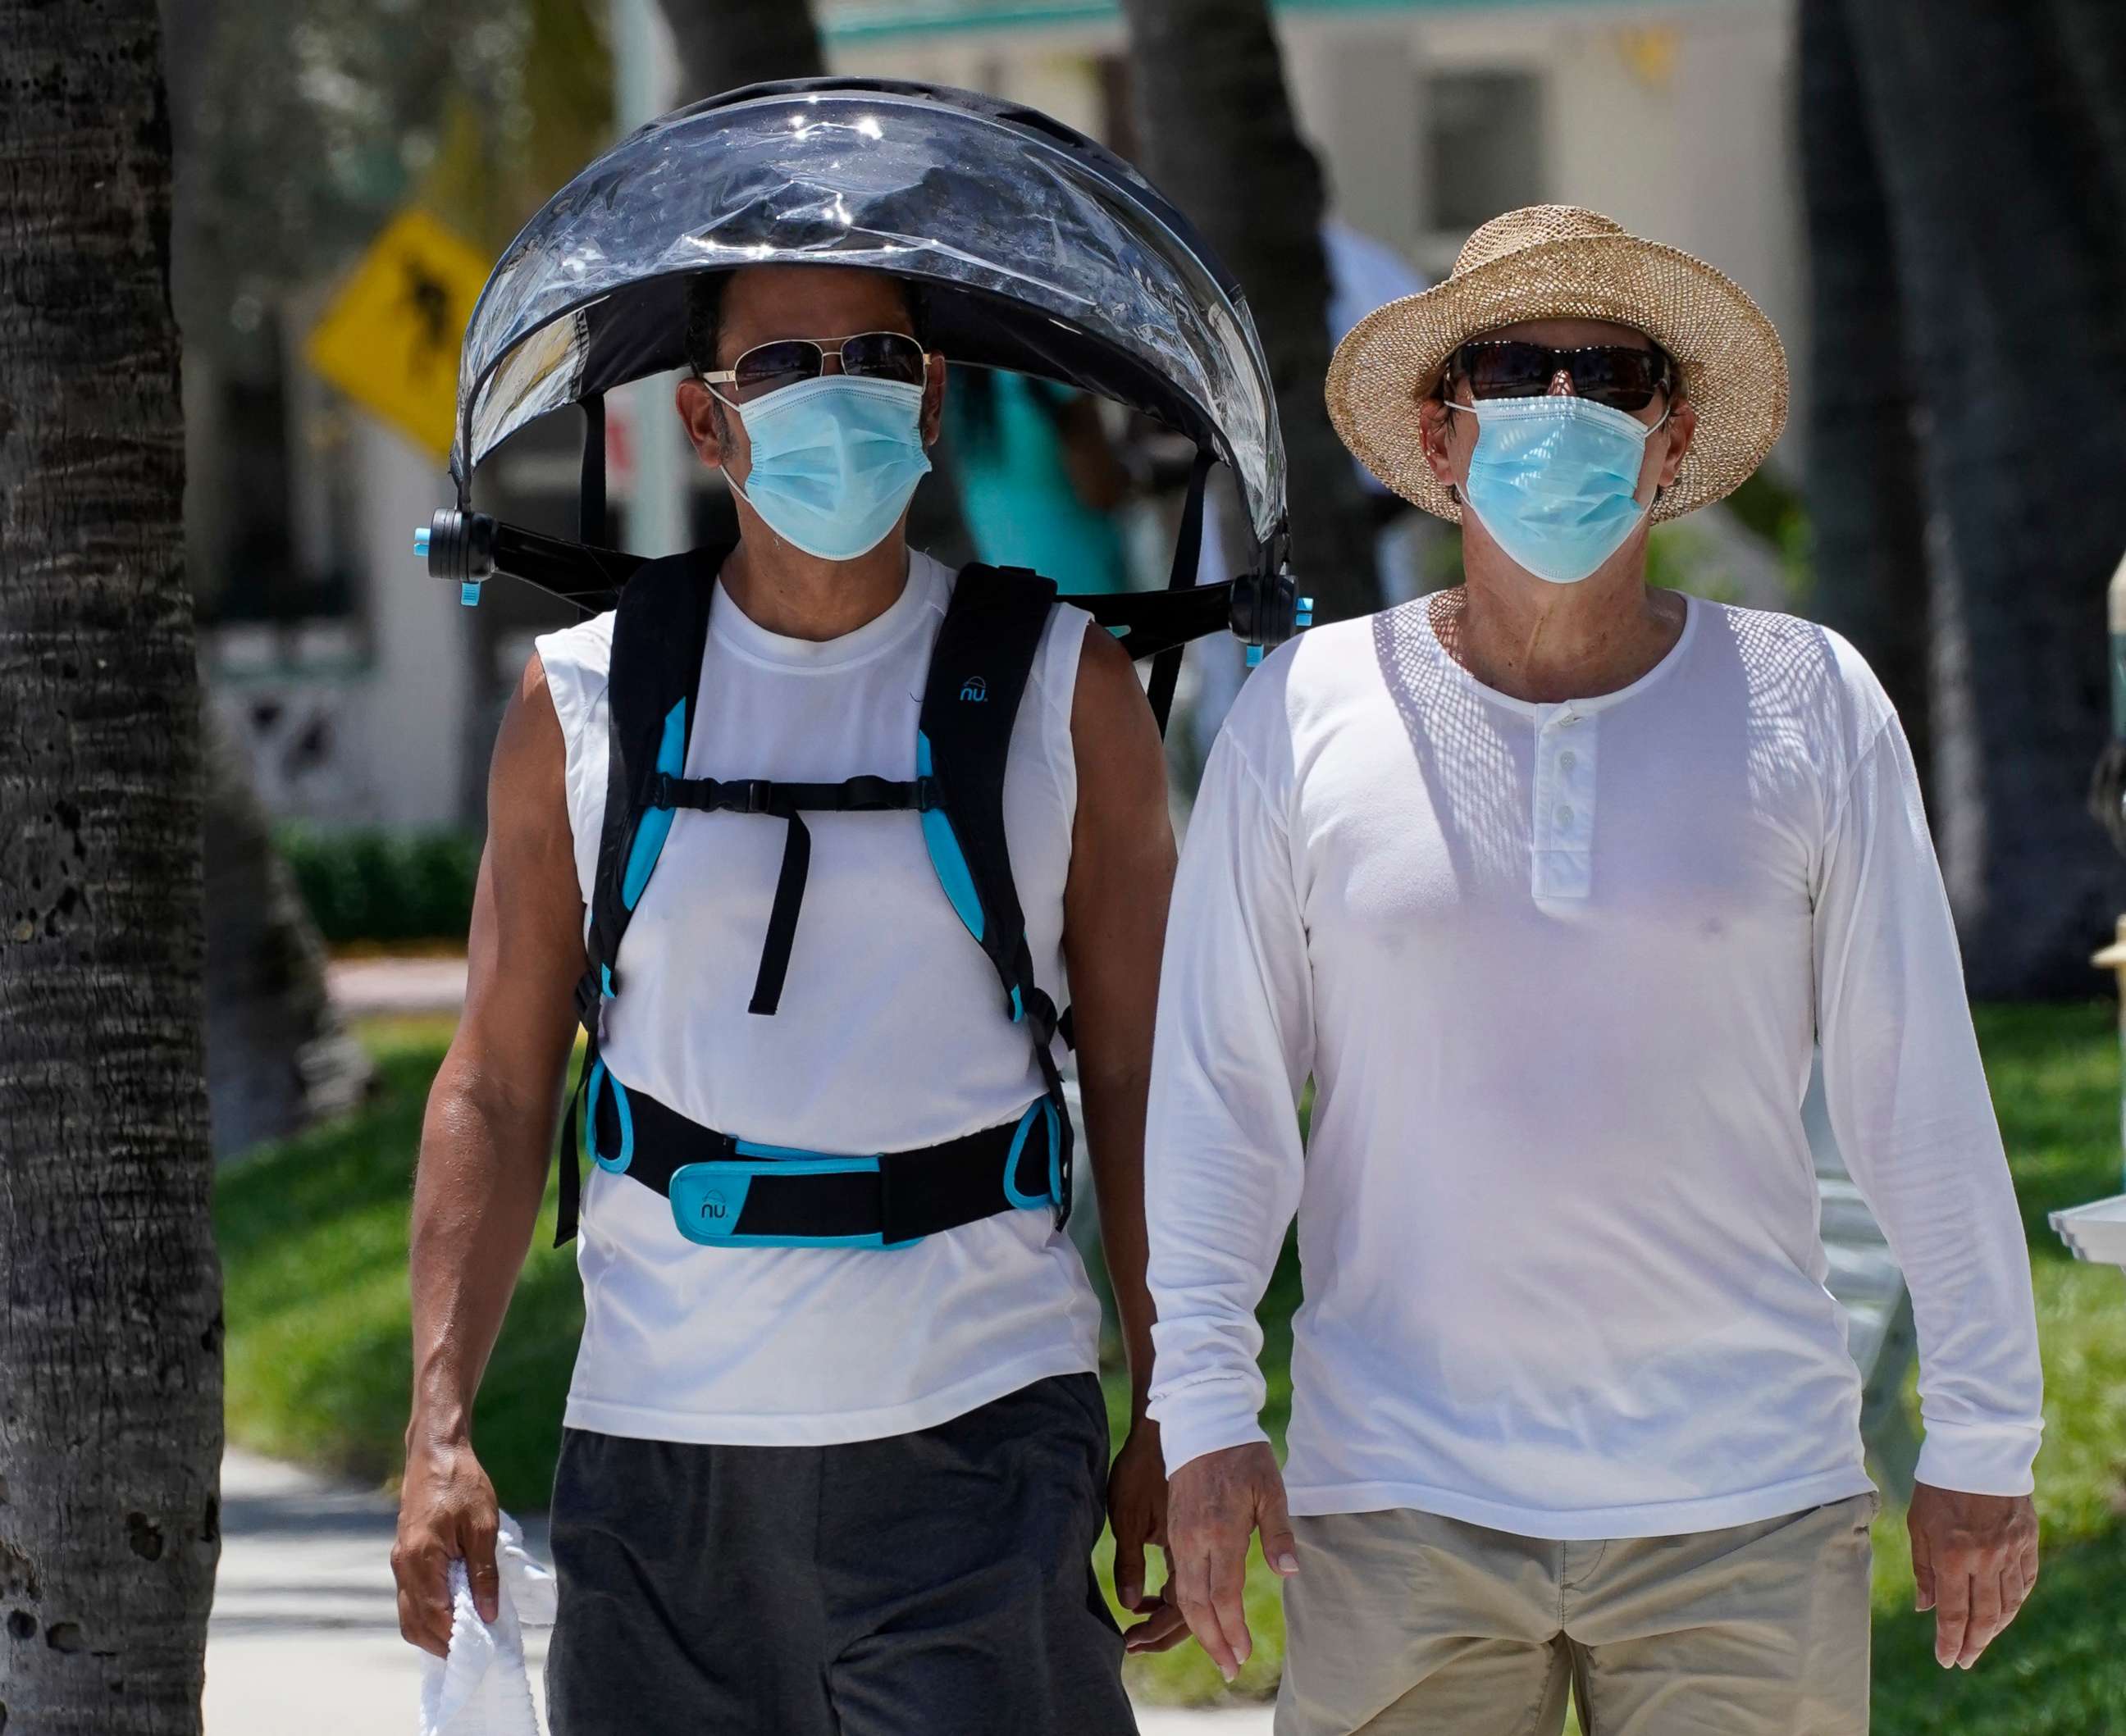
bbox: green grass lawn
[217,1015,581,1511]
[217,1004,2126,1722]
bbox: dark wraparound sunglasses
[1449,340,1676,412]
[701,331,931,403]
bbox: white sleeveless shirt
[536,552,1102,1445]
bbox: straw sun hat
[1325,204,1789,524]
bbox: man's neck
[1435,538,1686,704]
[719,528,912,643]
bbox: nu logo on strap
[959,676,988,703]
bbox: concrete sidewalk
[327,955,469,1018]
[207,1447,1270,1734]
[205,1450,531,1733]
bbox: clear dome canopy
[451,77,1287,557]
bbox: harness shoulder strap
[917,563,1053,1013]
[558,543,725,1246]
[918,562,1077,1223]
[586,544,723,986]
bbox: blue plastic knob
[1246,644,1264,668]
[414,526,431,559]
[460,582,481,608]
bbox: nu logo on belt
[959,676,988,702]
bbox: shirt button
[1559,750,1576,772]
[1556,804,1574,826]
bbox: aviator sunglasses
[1449,340,1677,412]
[700,330,931,403]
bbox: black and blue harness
[556,546,1074,1252]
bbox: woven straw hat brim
[1325,233,1788,524]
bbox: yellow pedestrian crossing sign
[305,208,489,460]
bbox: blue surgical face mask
[1450,395,1664,585]
[712,374,933,562]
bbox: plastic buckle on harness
[572,969,604,1035]
[1017,985,1059,1045]
[731,779,773,814]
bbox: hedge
[277,824,481,945]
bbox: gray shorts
[545,1374,1136,1736]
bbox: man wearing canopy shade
[391,255,1184,1732]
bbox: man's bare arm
[1063,622,1185,1649]
[391,654,586,1655]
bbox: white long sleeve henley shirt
[1145,595,2043,1539]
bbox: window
[1425,70,1545,238]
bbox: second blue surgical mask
[1452,396,1663,585]
[714,374,933,562]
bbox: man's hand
[392,1435,502,1657]
[1110,1419,1188,1655]
[1908,1482,2039,1669]
[1166,1442,1298,1683]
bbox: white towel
[417,1513,558,1736]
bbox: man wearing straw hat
[1139,207,2044,1733]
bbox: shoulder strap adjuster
[1016,983,1061,1047]
[572,968,605,1035]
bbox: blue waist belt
[583,1063,1065,1249]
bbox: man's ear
[676,376,725,468]
[1656,399,1698,490]
[920,354,948,449]
[1418,394,1459,489]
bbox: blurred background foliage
[276,825,481,944]
[167,0,612,361]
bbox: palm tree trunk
[0,0,221,1729]
[1119,0,1380,624]
[2049,0,2126,213]
[656,0,823,95]
[202,709,372,1157]
[1796,0,1934,797]
[1836,0,2126,994]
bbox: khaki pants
[1276,1494,1877,1736]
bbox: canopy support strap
[580,393,608,547]
[1147,445,1214,736]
